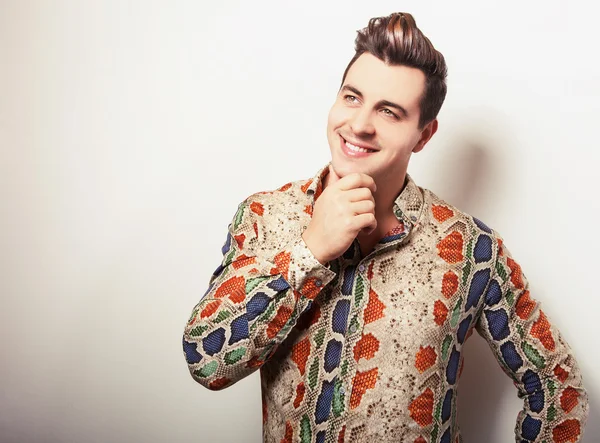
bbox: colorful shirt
[182,162,589,443]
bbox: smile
[340,135,377,157]
[346,140,375,153]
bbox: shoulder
[228,177,313,252]
[422,188,496,235]
[239,176,314,217]
[230,176,314,243]
[421,187,505,262]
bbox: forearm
[183,232,336,390]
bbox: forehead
[343,52,426,111]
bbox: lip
[339,134,378,158]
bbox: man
[182,12,589,443]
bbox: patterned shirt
[182,162,589,443]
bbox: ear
[413,119,438,153]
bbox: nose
[349,107,375,136]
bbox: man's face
[326,52,436,186]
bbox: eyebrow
[340,84,409,118]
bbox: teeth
[345,141,373,153]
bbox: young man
[183,12,588,443]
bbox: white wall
[1,1,598,442]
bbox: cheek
[379,132,416,158]
[327,104,347,130]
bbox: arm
[475,232,589,442]
[182,195,336,390]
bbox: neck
[374,173,407,218]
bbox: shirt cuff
[274,234,337,300]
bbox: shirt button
[339,385,346,395]
[315,279,322,287]
[358,264,366,273]
[349,324,357,334]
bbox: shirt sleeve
[475,231,589,442]
[182,195,336,390]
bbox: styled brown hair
[341,12,448,129]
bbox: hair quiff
[341,12,448,129]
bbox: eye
[343,94,359,104]
[382,108,399,119]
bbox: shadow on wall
[457,334,520,440]
[428,138,505,219]
[581,397,599,442]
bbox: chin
[330,156,373,178]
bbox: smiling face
[326,52,437,187]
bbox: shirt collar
[392,172,425,230]
[304,162,331,200]
[305,161,425,229]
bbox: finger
[353,212,377,232]
[346,187,375,203]
[350,200,375,215]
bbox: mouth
[339,134,378,155]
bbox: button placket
[338,257,370,417]
[348,259,370,337]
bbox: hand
[302,164,377,264]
